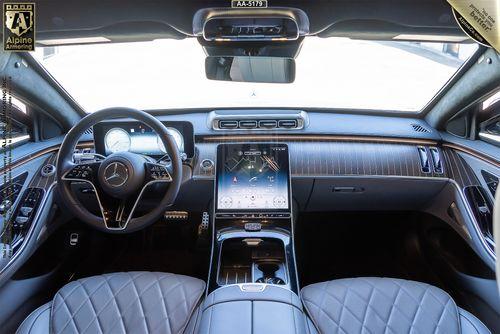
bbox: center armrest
[203,283,303,310]
[198,284,316,334]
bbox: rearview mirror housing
[205,56,295,84]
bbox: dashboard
[1,109,498,283]
[216,143,290,211]
[93,121,195,158]
[73,111,497,266]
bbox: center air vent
[210,110,308,131]
[218,119,300,130]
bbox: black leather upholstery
[301,277,490,334]
[17,272,205,334]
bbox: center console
[208,143,298,293]
[201,143,311,333]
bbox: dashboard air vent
[219,120,239,129]
[215,118,302,130]
[259,120,278,129]
[239,120,258,129]
[210,110,308,131]
[278,120,298,128]
[417,146,431,173]
[411,124,430,133]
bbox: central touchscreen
[216,143,290,211]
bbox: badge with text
[3,3,35,52]
[231,1,268,8]
[447,0,499,52]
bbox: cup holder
[256,263,285,285]
[217,237,288,287]
[258,263,280,277]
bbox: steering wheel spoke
[97,177,169,230]
[98,196,138,229]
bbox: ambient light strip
[200,135,439,146]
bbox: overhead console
[194,7,309,62]
[209,143,298,294]
[193,7,309,42]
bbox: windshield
[32,37,478,112]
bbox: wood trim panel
[194,141,443,179]
[442,143,500,168]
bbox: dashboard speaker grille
[411,124,430,133]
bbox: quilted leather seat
[301,277,490,334]
[17,272,205,334]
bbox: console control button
[0,200,12,213]
[244,222,262,231]
[200,159,214,173]
[14,216,29,228]
[19,206,33,216]
[15,216,29,224]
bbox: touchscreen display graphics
[217,143,290,211]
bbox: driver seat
[17,272,205,334]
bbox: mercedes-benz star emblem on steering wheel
[104,162,129,187]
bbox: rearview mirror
[205,56,295,83]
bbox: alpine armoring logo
[3,3,35,51]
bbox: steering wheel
[495,187,500,294]
[56,107,182,233]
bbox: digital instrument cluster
[93,121,194,158]
[216,143,290,211]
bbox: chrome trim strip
[478,132,500,146]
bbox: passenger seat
[301,277,490,334]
